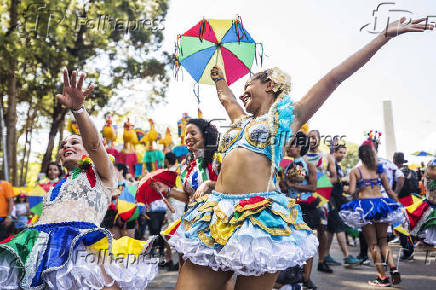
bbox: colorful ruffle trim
[339,198,405,229]
[168,191,318,275]
[0,222,157,290]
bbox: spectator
[0,180,14,241]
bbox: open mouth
[64,150,75,158]
[186,140,196,147]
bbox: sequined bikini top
[218,94,295,173]
[35,164,117,226]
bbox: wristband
[166,188,171,195]
[71,106,85,114]
[213,77,225,83]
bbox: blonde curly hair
[248,67,291,97]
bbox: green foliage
[0,0,170,179]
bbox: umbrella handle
[215,45,220,66]
[157,190,175,213]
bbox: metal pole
[0,104,9,181]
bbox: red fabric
[207,163,218,182]
[316,187,332,201]
[39,182,57,193]
[297,195,317,206]
[118,153,138,176]
[181,20,217,43]
[399,195,414,207]
[119,206,136,222]
[238,196,266,207]
[86,167,96,188]
[0,234,15,244]
[106,147,120,162]
[408,201,430,230]
[135,170,178,205]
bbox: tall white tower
[383,100,397,160]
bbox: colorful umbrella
[176,18,256,85]
[136,170,178,206]
[313,172,333,206]
[412,151,433,157]
[117,183,140,223]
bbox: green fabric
[222,42,255,68]
[72,167,82,179]
[346,227,359,238]
[142,150,165,163]
[127,185,137,197]
[31,202,43,216]
[179,37,215,61]
[421,209,436,231]
[127,207,140,223]
[0,229,40,265]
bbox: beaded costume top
[35,164,117,225]
[218,94,295,173]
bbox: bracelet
[71,106,85,114]
[213,77,225,83]
[166,187,171,195]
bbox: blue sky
[29,0,436,164]
[149,0,436,163]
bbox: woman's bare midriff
[215,148,273,194]
[358,187,383,199]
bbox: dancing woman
[340,142,404,286]
[157,119,219,267]
[0,70,158,289]
[171,18,431,290]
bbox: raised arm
[57,69,114,184]
[294,17,433,126]
[210,66,245,122]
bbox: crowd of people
[0,16,434,290]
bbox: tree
[0,0,170,184]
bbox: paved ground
[148,240,436,289]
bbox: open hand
[385,17,434,38]
[192,181,212,200]
[56,68,94,110]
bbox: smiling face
[308,131,320,151]
[185,124,205,152]
[240,78,273,115]
[47,164,61,180]
[58,135,88,171]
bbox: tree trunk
[56,119,65,163]
[40,103,67,174]
[5,0,19,185]
[19,108,31,186]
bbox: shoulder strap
[357,167,363,180]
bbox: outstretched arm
[294,17,433,127]
[57,69,114,185]
[210,66,245,122]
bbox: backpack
[399,167,420,197]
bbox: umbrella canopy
[313,172,333,206]
[136,170,178,205]
[177,18,256,85]
[412,151,433,157]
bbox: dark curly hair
[290,131,309,156]
[359,144,377,171]
[46,162,63,179]
[186,119,219,169]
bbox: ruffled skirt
[168,191,318,276]
[339,198,405,229]
[0,222,158,289]
[407,199,436,245]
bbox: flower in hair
[267,67,291,95]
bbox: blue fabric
[180,46,216,82]
[222,95,294,171]
[340,198,401,221]
[180,190,312,250]
[221,23,255,43]
[28,222,106,287]
[49,177,67,201]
